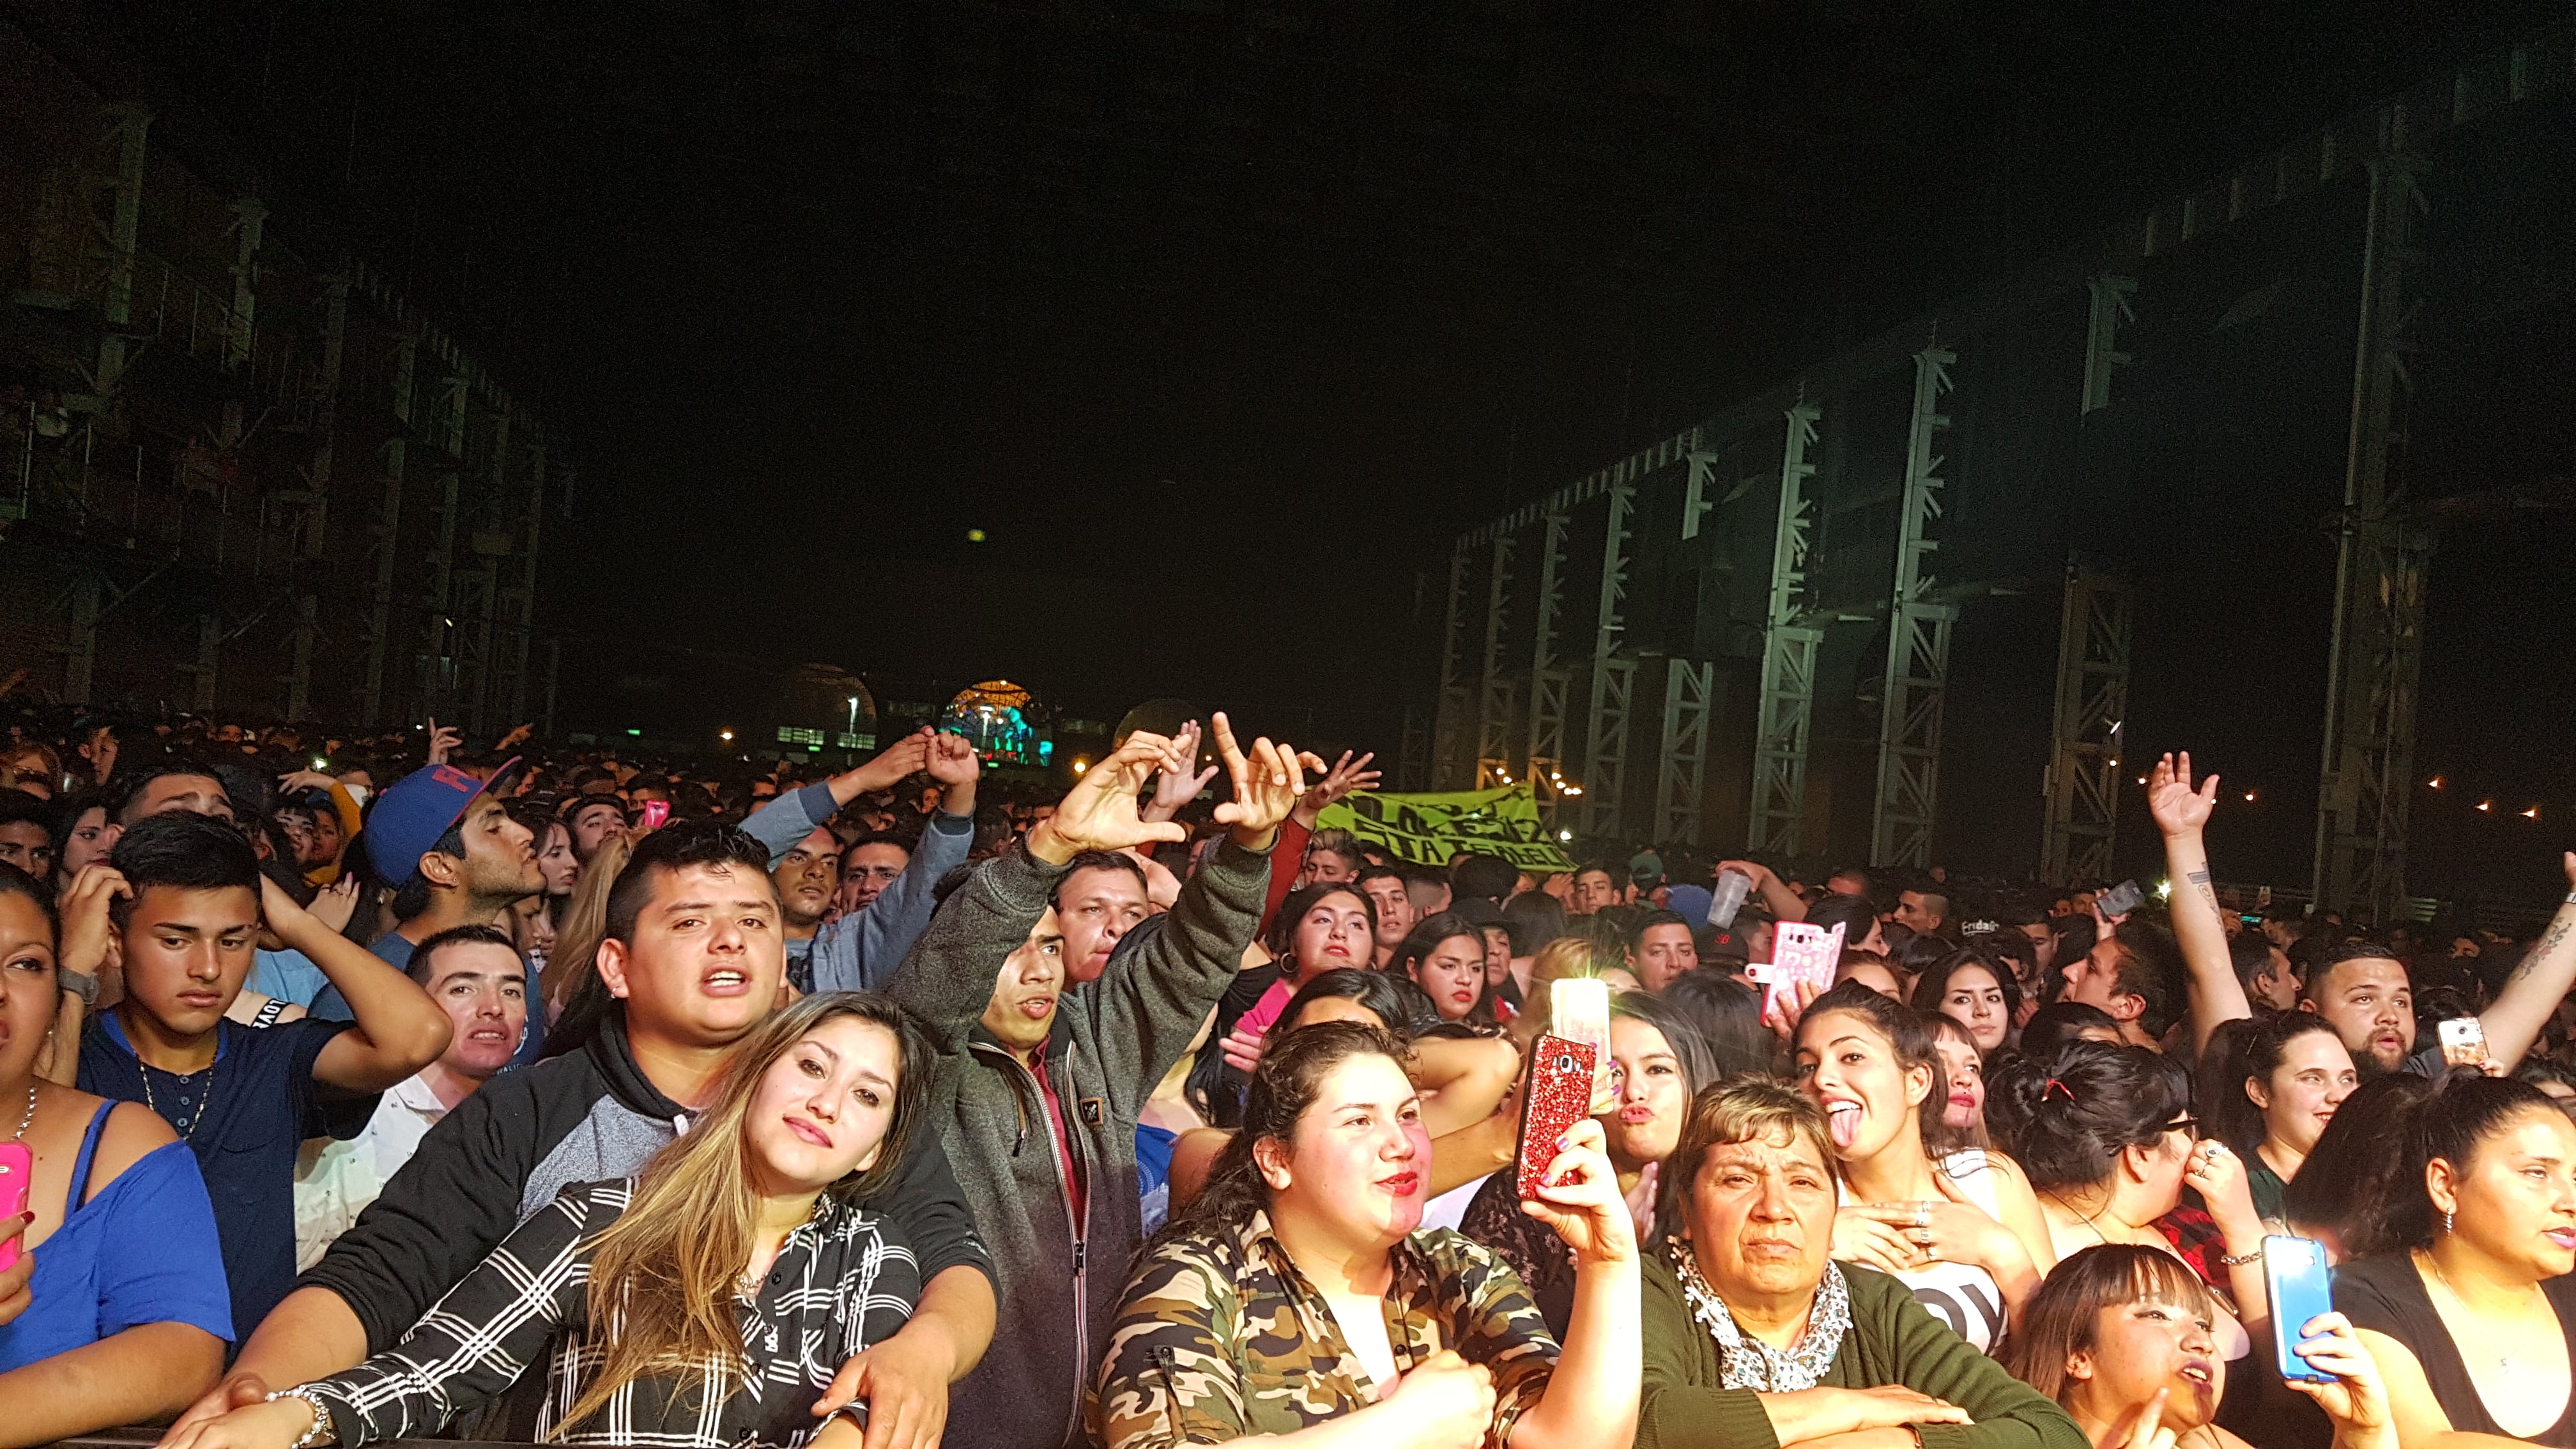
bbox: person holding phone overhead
[0,863,232,1446]
[2004,1245,2392,1449]
[1091,1020,1641,1449]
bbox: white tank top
[1840,1151,2010,1353]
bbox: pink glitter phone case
[1515,1034,1600,1200]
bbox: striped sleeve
[303,1181,616,1444]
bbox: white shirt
[293,1073,450,1271]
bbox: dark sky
[20,0,2573,891]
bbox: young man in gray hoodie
[885,714,1313,1449]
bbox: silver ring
[1913,1202,1931,1229]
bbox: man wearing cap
[312,761,546,1066]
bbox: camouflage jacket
[1087,1211,1558,1448]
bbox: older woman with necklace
[1634,1077,2085,1449]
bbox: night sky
[26,0,2573,894]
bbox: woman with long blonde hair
[169,993,931,1449]
[540,831,631,1021]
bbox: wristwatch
[57,968,98,1008]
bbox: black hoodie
[300,1010,992,1358]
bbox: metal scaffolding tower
[1475,532,1517,787]
[501,429,546,725]
[1870,346,1958,869]
[1579,480,1636,837]
[2082,276,2136,415]
[223,199,264,375]
[1747,403,1822,855]
[2041,567,2133,885]
[92,106,150,400]
[2313,115,2434,921]
[1524,510,1570,801]
[1432,544,1470,788]
[1657,659,1713,845]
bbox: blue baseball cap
[365,758,522,889]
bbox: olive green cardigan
[1637,1257,2090,1449]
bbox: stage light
[2244,791,2256,802]
[719,729,734,742]
[1559,829,1573,841]
[2478,799,2494,812]
[967,528,987,542]
[2524,806,2542,820]
[1072,759,1089,774]
[2427,776,2443,788]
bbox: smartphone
[2263,1234,2337,1383]
[2438,1016,2490,1068]
[1514,1034,1599,1200]
[0,1142,30,1273]
[2097,880,2145,918]
[637,800,671,831]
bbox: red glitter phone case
[1515,1034,1599,1200]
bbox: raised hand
[1143,719,1220,823]
[1521,1117,1638,1267]
[2148,752,2220,839]
[847,730,934,794]
[275,769,337,797]
[1290,749,1379,827]
[306,875,362,935]
[2283,1312,2396,1449]
[494,722,535,751]
[424,718,463,766]
[1209,712,1319,849]
[924,730,981,787]
[57,865,130,979]
[1028,732,1191,864]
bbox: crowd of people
[1,708,2573,1449]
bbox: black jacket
[300,1011,992,1356]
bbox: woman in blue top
[0,862,233,1445]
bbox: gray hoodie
[884,834,1270,1449]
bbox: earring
[2443,1208,2455,1235]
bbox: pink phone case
[0,1142,31,1273]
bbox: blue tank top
[0,1102,234,1371]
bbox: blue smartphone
[2263,1234,2336,1383]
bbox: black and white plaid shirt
[302,1179,919,1447]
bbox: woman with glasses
[1988,1042,2271,1351]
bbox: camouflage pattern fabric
[1087,1210,1560,1448]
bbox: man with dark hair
[1356,862,1416,967]
[2230,929,2298,1013]
[184,817,997,1446]
[1450,851,1519,907]
[740,726,975,993]
[884,717,1299,1449]
[113,760,238,827]
[2152,751,2576,1074]
[1893,884,1950,936]
[1293,827,1363,888]
[313,762,546,1066]
[769,825,843,982]
[1054,849,1149,985]
[1568,861,1624,915]
[0,790,54,880]
[558,793,629,864]
[295,924,530,1268]
[1627,907,1699,993]
[2057,915,2183,1050]
[74,812,451,1340]
[839,828,914,914]
[1402,861,1453,919]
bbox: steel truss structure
[1869,346,1958,870]
[1747,403,1823,855]
[1,39,570,730]
[1402,23,2561,896]
[1580,479,1636,837]
[2313,114,2435,920]
[1475,532,1517,787]
[2041,567,2133,885]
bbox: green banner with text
[1314,783,1575,873]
